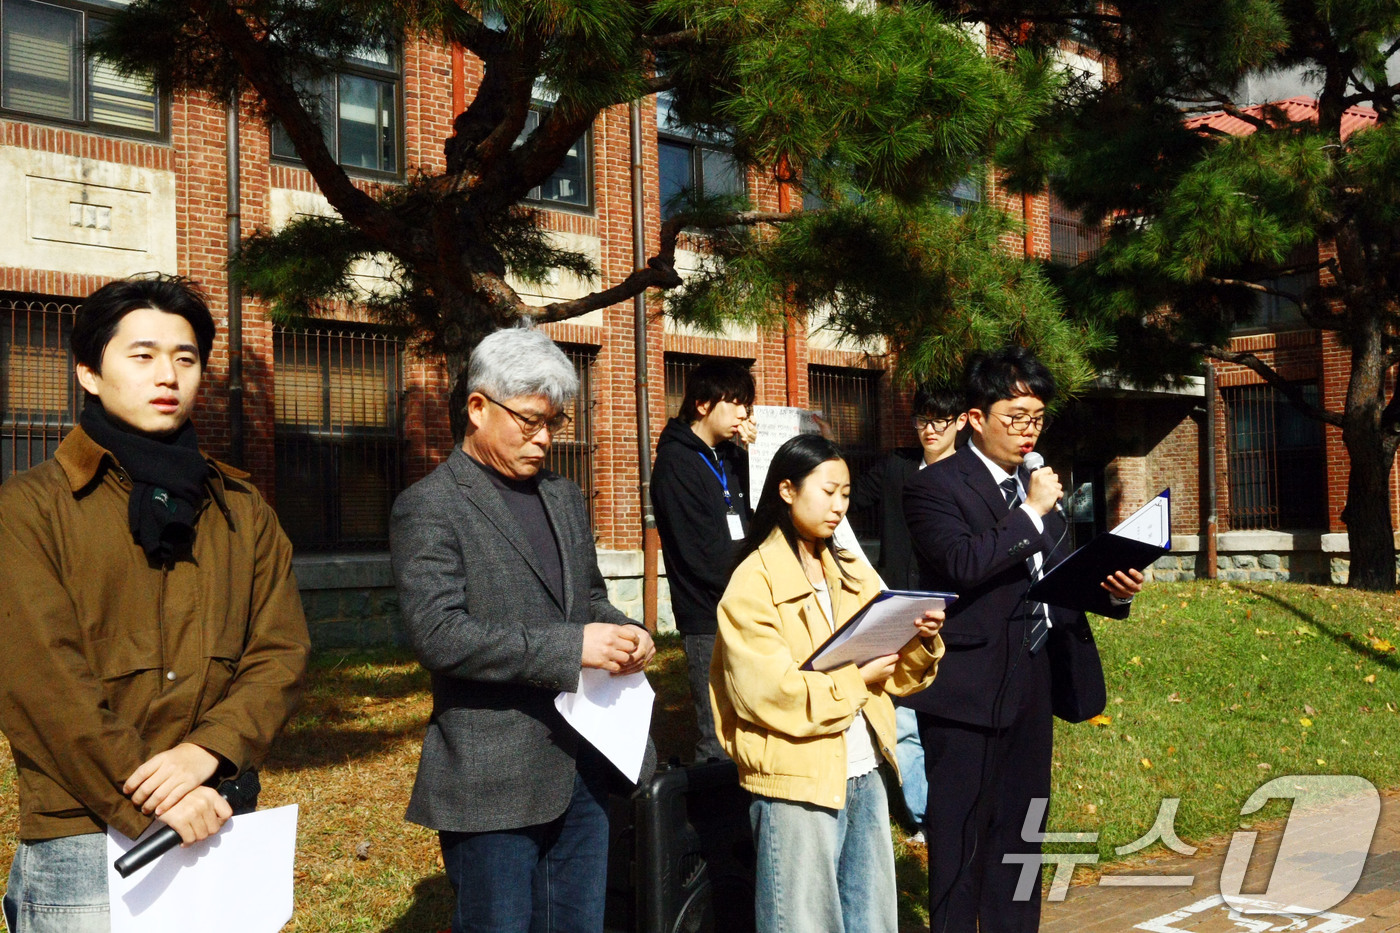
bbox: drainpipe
[1204,362,1218,579]
[631,99,660,634]
[777,157,799,405]
[226,90,245,467]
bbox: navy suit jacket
[901,444,1123,727]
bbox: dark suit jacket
[850,447,922,590]
[390,448,652,834]
[901,444,1124,726]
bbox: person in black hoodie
[651,360,756,761]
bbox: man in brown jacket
[0,275,310,932]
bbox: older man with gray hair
[391,326,655,933]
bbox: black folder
[1027,489,1170,616]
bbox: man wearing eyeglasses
[849,383,966,839]
[903,346,1143,932]
[390,326,656,933]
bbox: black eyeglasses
[989,410,1051,433]
[913,415,958,433]
[482,394,572,437]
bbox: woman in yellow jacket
[710,434,945,933]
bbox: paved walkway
[1038,788,1400,932]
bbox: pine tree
[931,1,1400,590]
[90,0,1106,397]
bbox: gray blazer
[390,448,645,833]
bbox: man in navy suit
[903,346,1142,932]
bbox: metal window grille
[1,295,78,481]
[1049,192,1103,266]
[544,344,597,515]
[808,365,882,540]
[273,326,404,551]
[663,353,707,418]
[1224,383,1327,530]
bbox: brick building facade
[5,18,1380,647]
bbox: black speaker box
[606,759,757,933]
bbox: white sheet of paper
[1111,490,1171,548]
[107,804,298,933]
[747,405,823,504]
[555,670,655,783]
[806,593,952,671]
[748,405,881,582]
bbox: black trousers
[919,647,1054,933]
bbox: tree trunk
[1338,320,1399,591]
[1339,426,1398,590]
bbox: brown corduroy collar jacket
[0,426,310,841]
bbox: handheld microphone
[1022,452,1064,515]
[113,770,261,878]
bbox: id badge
[726,511,745,541]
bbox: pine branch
[645,29,700,51]
[531,208,799,322]
[643,73,678,95]
[530,259,684,322]
[182,0,398,243]
[1217,102,1273,132]
[1193,342,1344,427]
[1202,276,1295,299]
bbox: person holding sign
[709,434,944,933]
[651,360,756,761]
[903,346,1144,933]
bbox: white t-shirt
[812,578,879,779]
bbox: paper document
[556,669,655,783]
[747,405,824,504]
[802,591,956,672]
[107,804,298,933]
[747,405,878,577]
[1111,489,1171,548]
[1028,488,1171,615]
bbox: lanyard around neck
[695,450,734,510]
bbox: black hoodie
[650,417,752,635]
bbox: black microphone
[113,770,261,878]
[1022,452,1064,515]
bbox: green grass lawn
[1,579,1395,931]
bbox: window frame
[1223,381,1328,532]
[272,323,405,552]
[543,343,598,521]
[518,104,595,214]
[656,91,746,222]
[1,293,79,481]
[269,44,404,179]
[0,0,167,140]
[807,363,884,542]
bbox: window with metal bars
[808,364,882,540]
[273,326,403,551]
[543,343,597,518]
[0,0,163,137]
[1224,383,1327,530]
[662,352,756,420]
[1048,191,1103,267]
[0,295,78,480]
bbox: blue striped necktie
[1001,477,1049,654]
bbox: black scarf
[79,399,210,563]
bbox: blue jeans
[749,769,898,933]
[3,833,109,933]
[439,749,611,933]
[894,706,927,825]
